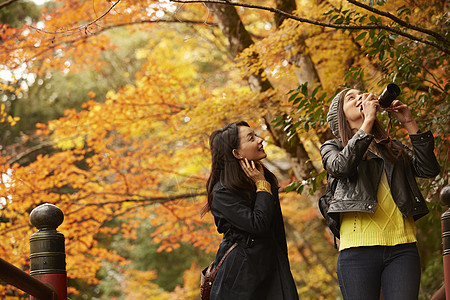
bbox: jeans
[337,243,421,300]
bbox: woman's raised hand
[239,158,265,183]
[385,100,413,123]
[359,93,379,134]
[361,93,379,122]
[386,100,419,134]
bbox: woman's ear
[232,149,242,159]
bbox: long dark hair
[201,121,277,216]
[337,89,408,162]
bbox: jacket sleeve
[212,186,274,236]
[320,129,374,179]
[404,130,440,178]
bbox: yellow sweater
[339,171,417,251]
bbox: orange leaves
[0,24,271,293]
[0,1,118,75]
[150,200,219,253]
[1,1,310,295]
[0,0,189,77]
[35,122,50,135]
[280,190,320,226]
[120,222,138,240]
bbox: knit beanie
[326,89,348,138]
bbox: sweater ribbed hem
[339,228,417,251]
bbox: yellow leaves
[177,86,276,146]
[0,104,6,123]
[123,268,171,300]
[135,48,149,60]
[55,135,85,150]
[297,264,337,299]
[0,104,20,126]
[6,115,19,126]
[167,261,202,299]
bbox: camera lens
[378,83,400,108]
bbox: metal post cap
[442,186,450,206]
[30,203,64,230]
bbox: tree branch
[6,140,55,165]
[0,18,217,71]
[170,0,449,55]
[68,192,206,209]
[346,0,449,46]
[32,18,217,35]
[3,19,217,55]
[30,0,123,34]
[0,0,19,10]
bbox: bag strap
[211,242,238,280]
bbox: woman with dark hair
[320,88,440,299]
[203,121,298,299]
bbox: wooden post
[441,186,450,300]
[29,203,67,300]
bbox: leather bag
[200,242,238,300]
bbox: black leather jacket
[320,129,440,222]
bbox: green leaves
[274,83,331,142]
[396,5,412,17]
[344,67,364,82]
[355,31,367,41]
[325,7,382,28]
[285,170,328,195]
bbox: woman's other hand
[239,158,265,183]
[386,100,413,123]
[386,100,419,134]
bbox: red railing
[0,257,57,299]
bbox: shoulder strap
[211,242,238,280]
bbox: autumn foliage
[0,0,447,298]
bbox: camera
[378,83,401,108]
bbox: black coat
[209,180,298,300]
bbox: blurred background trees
[0,0,447,299]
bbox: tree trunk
[285,220,339,284]
[204,2,318,181]
[274,0,297,28]
[273,0,335,144]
